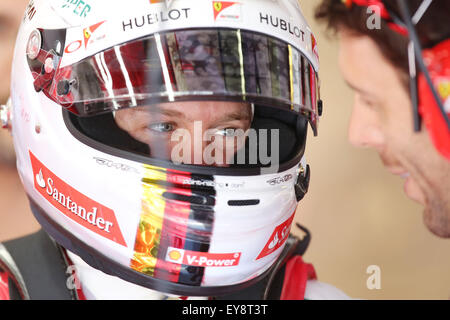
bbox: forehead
[124,101,252,122]
[156,100,249,108]
[338,31,415,128]
[154,101,250,115]
[338,32,404,95]
[338,33,383,80]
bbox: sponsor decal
[256,211,295,260]
[24,0,37,22]
[93,157,139,174]
[149,0,173,5]
[60,0,92,18]
[122,8,191,32]
[312,33,319,61]
[213,1,242,21]
[166,247,241,267]
[64,20,106,54]
[169,176,244,189]
[259,12,305,41]
[266,174,293,186]
[29,151,127,247]
[83,21,105,48]
[437,80,450,112]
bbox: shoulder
[0,230,75,300]
[304,280,351,300]
[0,232,42,300]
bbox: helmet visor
[48,28,320,134]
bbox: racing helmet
[5,0,321,296]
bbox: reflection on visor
[112,101,253,166]
[39,29,319,133]
[131,165,215,286]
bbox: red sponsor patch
[83,21,105,48]
[256,211,296,260]
[166,247,241,267]
[213,1,240,21]
[64,20,106,54]
[29,151,126,247]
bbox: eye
[361,97,374,106]
[148,122,174,133]
[355,94,377,111]
[215,128,242,137]
[359,93,377,106]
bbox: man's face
[114,101,252,166]
[338,31,450,238]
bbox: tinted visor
[49,28,319,134]
[66,103,308,172]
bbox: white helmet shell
[10,0,319,296]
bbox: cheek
[130,129,153,144]
[375,66,413,131]
[228,136,246,152]
[114,112,132,132]
[114,111,151,138]
[347,97,385,148]
[139,134,172,159]
[380,96,416,151]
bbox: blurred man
[0,0,29,163]
[0,0,40,242]
[315,0,450,237]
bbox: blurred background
[0,0,448,300]
[0,0,40,241]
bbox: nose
[347,96,384,149]
[190,130,229,167]
[190,132,210,166]
[172,123,226,166]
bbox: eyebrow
[145,105,186,118]
[145,105,252,124]
[217,110,251,122]
[210,108,252,128]
[344,79,374,97]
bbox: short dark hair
[315,0,450,83]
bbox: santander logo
[36,169,46,189]
[256,211,296,260]
[29,151,127,247]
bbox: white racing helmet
[7,0,321,296]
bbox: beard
[379,150,450,238]
[421,159,450,238]
[423,193,450,238]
